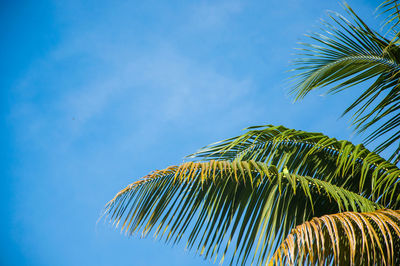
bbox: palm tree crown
[103,1,400,265]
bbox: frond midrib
[207,137,394,178]
[296,54,400,70]
[106,160,381,213]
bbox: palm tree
[103,1,400,265]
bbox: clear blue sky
[2,0,384,265]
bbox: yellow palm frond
[271,209,400,265]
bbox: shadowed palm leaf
[291,4,400,163]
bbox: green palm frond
[103,2,400,265]
[379,0,400,41]
[190,125,400,208]
[290,3,400,164]
[104,160,380,265]
[271,209,400,265]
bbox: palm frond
[378,0,400,41]
[290,3,400,163]
[104,160,380,265]
[271,209,400,265]
[190,125,400,208]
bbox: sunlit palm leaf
[104,161,379,265]
[190,125,400,208]
[271,209,400,265]
[291,3,400,163]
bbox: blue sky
[2,0,384,265]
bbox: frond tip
[271,209,400,265]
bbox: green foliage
[103,125,400,265]
[104,160,380,265]
[103,2,400,265]
[191,125,400,208]
[291,3,400,164]
[379,0,400,41]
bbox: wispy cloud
[11,42,255,151]
[188,0,243,29]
